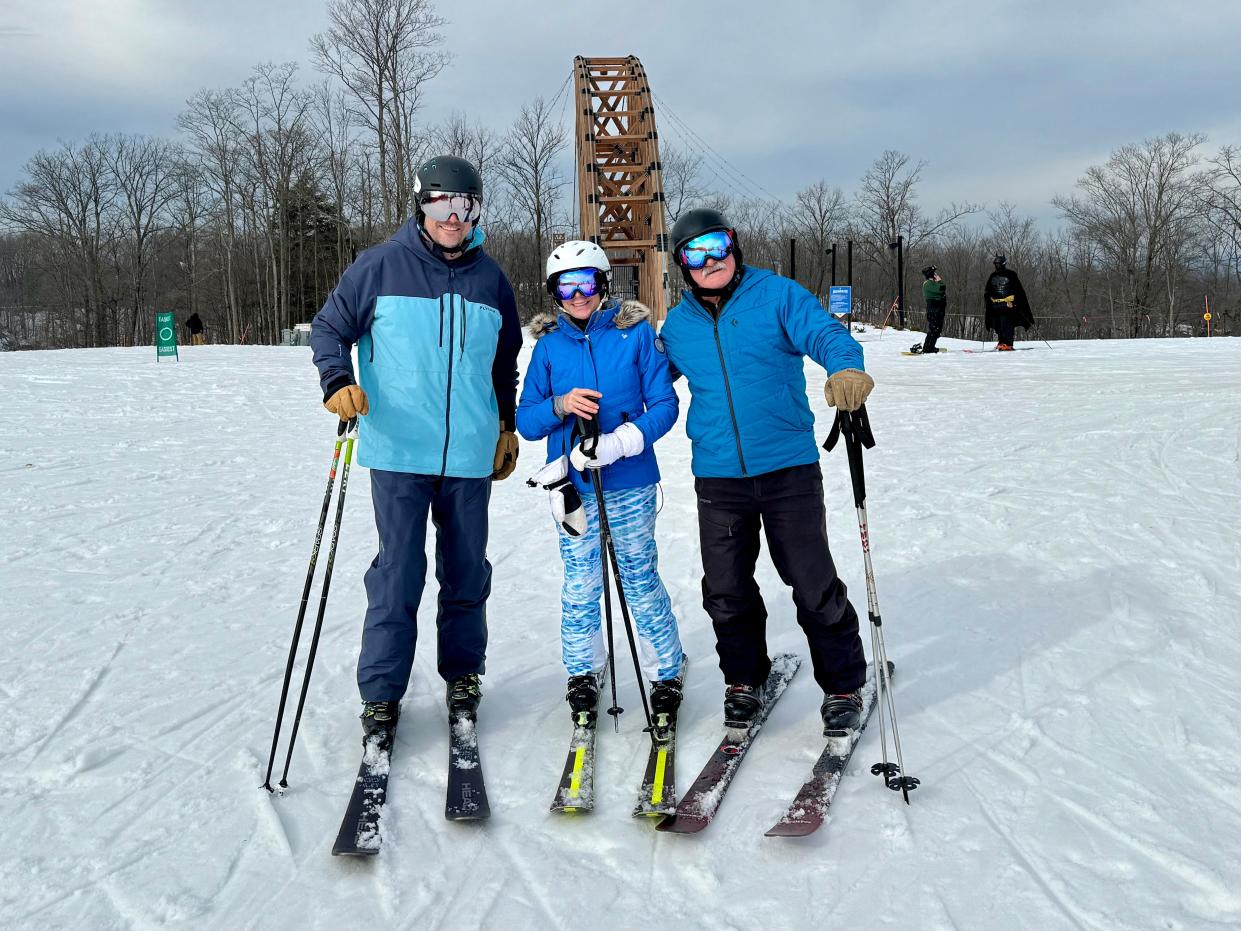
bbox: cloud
[2,0,1238,228]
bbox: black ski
[550,669,607,813]
[765,662,889,837]
[445,713,490,821]
[331,728,395,857]
[657,653,801,834]
[633,658,689,818]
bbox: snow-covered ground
[2,332,1239,930]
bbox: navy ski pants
[358,469,492,701]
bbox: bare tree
[108,134,179,344]
[311,0,449,229]
[1054,132,1205,336]
[496,96,567,312]
[661,144,707,226]
[794,180,847,295]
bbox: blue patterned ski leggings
[557,484,683,682]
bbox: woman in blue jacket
[516,241,684,725]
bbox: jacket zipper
[712,312,748,475]
[460,294,467,351]
[440,275,456,477]
[438,295,445,347]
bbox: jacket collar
[678,265,768,320]
[393,218,486,269]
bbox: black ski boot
[360,700,399,742]
[649,676,684,731]
[820,691,863,736]
[446,673,482,720]
[723,683,763,734]
[566,672,603,726]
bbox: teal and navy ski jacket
[659,266,864,479]
[516,301,678,494]
[310,222,522,477]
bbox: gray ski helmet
[670,207,736,259]
[413,155,483,200]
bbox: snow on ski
[765,662,889,838]
[331,729,395,857]
[550,668,607,813]
[634,657,688,818]
[657,653,801,835]
[445,713,490,821]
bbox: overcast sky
[2,0,1238,228]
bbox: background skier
[309,154,522,739]
[912,266,946,354]
[658,207,874,738]
[516,241,685,726]
[185,312,205,346]
[983,254,1035,350]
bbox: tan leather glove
[824,369,874,412]
[325,384,369,420]
[492,426,519,481]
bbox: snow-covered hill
[3,333,1239,930]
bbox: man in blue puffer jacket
[310,155,522,737]
[517,240,684,726]
[659,208,875,737]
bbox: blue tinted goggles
[554,269,602,301]
[678,229,734,269]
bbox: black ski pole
[263,418,349,792]
[277,417,359,790]
[825,406,920,803]
[576,416,654,736]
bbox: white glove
[570,422,645,472]
[526,456,587,536]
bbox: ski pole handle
[824,406,875,509]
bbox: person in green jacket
[912,265,946,355]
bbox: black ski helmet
[993,253,1007,267]
[414,154,483,199]
[922,265,937,279]
[413,155,483,230]
[670,207,735,257]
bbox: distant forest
[1,0,1238,349]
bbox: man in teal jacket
[659,208,874,736]
[310,155,522,737]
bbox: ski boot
[723,683,763,739]
[820,691,863,737]
[360,700,399,747]
[996,342,1014,351]
[648,675,684,734]
[446,673,482,721]
[566,672,603,727]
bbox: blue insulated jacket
[310,222,522,477]
[659,266,864,478]
[516,301,679,494]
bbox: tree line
[1,0,1238,349]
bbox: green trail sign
[156,312,179,361]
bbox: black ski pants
[923,300,946,352]
[358,469,492,701]
[695,462,866,695]
[995,312,1016,346]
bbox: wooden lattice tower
[573,56,670,321]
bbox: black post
[847,240,854,330]
[830,242,837,287]
[789,237,797,283]
[888,235,905,328]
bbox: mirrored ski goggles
[419,191,481,223]
[678,229,734,269]
[554,269,602,301]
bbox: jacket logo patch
[654,336,666,354]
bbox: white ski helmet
[545,240,611,285]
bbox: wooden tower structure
[573,56,670,320]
